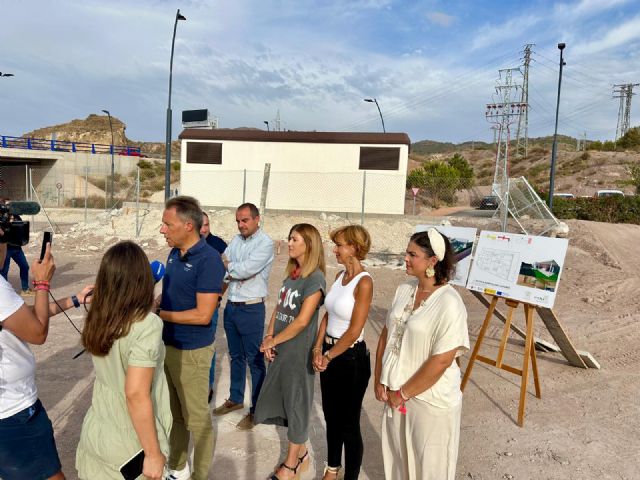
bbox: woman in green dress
[76,241,172,480]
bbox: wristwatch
[71,295,80,308]
[323,351,333,363]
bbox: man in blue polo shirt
[158,196,225,480]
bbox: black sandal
[297,450,310,473]
[270,462,299,480]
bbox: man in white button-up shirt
[213,203,274,430]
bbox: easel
[461,295,541,427]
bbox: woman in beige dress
[374,229,469,480]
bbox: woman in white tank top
[312,225,373,480]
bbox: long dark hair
[409,230,456,286]
[81,241,155,355]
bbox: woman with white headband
[374,228,469,479]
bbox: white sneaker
[164,463,191,480]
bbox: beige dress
[76,313,172,479]
[380,281,469,480]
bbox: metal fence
[2,161,500,224]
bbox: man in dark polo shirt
[158,196,225,480]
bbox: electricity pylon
[487,68,526,232]
[515,44,534,158]
[613,83,639,141]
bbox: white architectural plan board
[416,225,477,287]
[466,231,569,308]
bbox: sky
[1,0,639,145]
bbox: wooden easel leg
[496,302,517,369]
[518,304,535,427]
[461,296,499,391]
[530,316,541,399]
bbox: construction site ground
[6,208,638,480]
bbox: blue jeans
[208,309,219,387]
[1,246,29,291]
[223,302,266,413]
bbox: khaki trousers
[164,344,215,480]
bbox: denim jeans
[1,246,29,291]
[223,302,266,413]
[208,309,219,387]
[320,341,371,480]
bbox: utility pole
[549,43,566,211]
[515,44,534,158]
[487,67,524,232]
[613,83,639,141]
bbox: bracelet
[71,295,80,308]
[311,347,321,353]
[32,280,50,287]
[323,351,332,362]
[399,387,410,401]
[34,285,50,292]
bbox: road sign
[411,187,420,197]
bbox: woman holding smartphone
[0,236,92,480]
[76,241,172,480]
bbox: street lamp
[165,9,187,201]
[102,109,115,209]
[548,42,566,210]
[364,98,386,133]
[264,121,270,131]
[0,72,15,77]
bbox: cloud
[471,14,541,51]
[573,15,640,55]
[554,0,630,17]
[426,11,455,27]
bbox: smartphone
[40,231,52,261]
[119,449,144,480]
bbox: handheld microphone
[8,201,41,216]
[150,261,166,283]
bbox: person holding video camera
[76,241,172,480]
[0,232,92,480]
[0,198,33,296]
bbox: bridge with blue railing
[0,135,143,156]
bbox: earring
[425,266,435,278]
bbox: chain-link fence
[2,160,501,224]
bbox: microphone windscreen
[9,201,41,216]
[150,260,166,283]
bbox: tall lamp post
[364,98,386,133]
[263,121,270,131]
[548,42,566,210]
[165,9,187,201]
[102,110,115,209]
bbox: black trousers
[320,341,371,480]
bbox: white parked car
[595,189,625,198]
[553,193,575,199]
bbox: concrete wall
[1,147,139,204]
[180,139,408,214]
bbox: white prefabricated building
[178,129,411,215]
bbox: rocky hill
[410,135,640,195]
[22,114,178,158]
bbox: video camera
[0,201,40,246]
